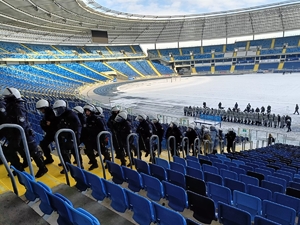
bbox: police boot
[32,151,48,178]
[88,162,98,171]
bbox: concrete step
[0,191,49,225]
[52,184,135,225]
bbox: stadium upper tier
[0,42,145,59]
[1,0,300,44]
[149,35,300,60]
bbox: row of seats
[0,42,144,57]
[62,162,200,225]
[11,166,100,225]
[104,151,300,225]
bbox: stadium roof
[0,0,300,45]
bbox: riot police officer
[107,106,123,159]
[165,121,182,156]
[83,104,110,170]
[114,111,132,166]
[36,99,58,164]
[3,88,48,178]
[53,100,82,174]
[150,116,164,155]
[185,124,198,156]
[136,114,152,158]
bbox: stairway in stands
[0,151,138,225]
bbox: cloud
[96,0,284,16]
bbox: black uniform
[294,104,299,115]
[107,112,123,159]
[56,108,82,173]
[0,99,6,165]
[165,124,182,156]
[225,130,236,153]
[136,119,152,157]
[185,128,198,156]
[4,98,47,178]
[152,120,164,154]
[115,118,132,165]
[39,107,58,164]
[84,113,110,170]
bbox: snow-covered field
[81,73,300,145]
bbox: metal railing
[97,131,114,180]
[167,136,176,162]
[194,137,201,156]
[54,128,80,186]
[126,133,139,169]
[149,135,159,164]
[181,137,188,158]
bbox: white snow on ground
[80,73,300,145]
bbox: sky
[95,0,285,16]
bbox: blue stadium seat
[266,175,287,190]
[47,192,73,225]
[125,189,155,225]
[173,156,187,167]
[152,202,186,225]
[229,166,246,176]
[220,169,238,180]
[162,181,188,212]
[149,163,167,181]
[29,181,53,215]
[134,158,150,175]
[186,166,204,180]
[262,200,296,225]
[204,171,223,185]
[155,157,169,169]
[240,174,259,188]
[187,160,201,170]
[247,184,272,202]
[224,177,246,194]
[141,173,164,201]
[206,182,232,208]
[218,202,251,225]
[66,162,88,192]
[122,166,143,192]
[186,155,198,162]
[273,192,300,215]
[262,180,285,194]
[202,164,219,174]
[11,166,36,201]
[170,161,186,174]
[233,190,262,221]
[288,181,300,190]
[213,162,229,171]
[65,204,100,225]
[82,170,107,201]
[166,168,186,189]
[255,168,272,178]
[102,179,128,213]
[106,161,125,184]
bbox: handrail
[194,137,201,156]
[149,135,159,164]
[0,144,18,195]
[0,124,34,177]
[166,136,176,162]
[181,137,189,158]
[54,128,80,186]
[97,131,114,180]
[126,133,139,169]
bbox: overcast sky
[96,0,285,15]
